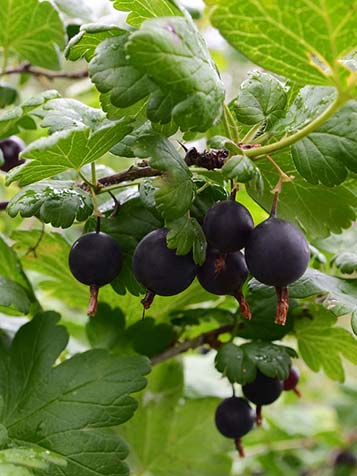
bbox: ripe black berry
[334,450,356,469]
[242,370,283,425]
[203,200,254,252]
[198,248,251,319]
[0,136,25,172]
[245,217,309,325]
[69,231,123,315]
[132,228,197,309]
[215,396,255,457]
[283,366,301,397]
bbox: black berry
[245,217,309,288]
[132,228,197,308]
[215,396,255,457]
[0,136,25,172]
[69,231,123,315]
[198,248,251,319]
[242,370,283,425]
[203,200,254,252]
[334,450,356,467]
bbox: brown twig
[150,323,234,366]
[0,62,88,80]
[94,165,162,191]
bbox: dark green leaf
[215,342,256,384]
[126,318,174,357]
[0,276,31,315]
[166,215,207,265]
[111,0,182,27]
[86,303,126,350]
[0,0,66,70]
[1,312,150,476]
[125,16,225,131]
[222,155,256,182]
[247,149,357,239]
[7,181,93,228]
[291,100,357,186]
[235,71,287,128]
[0,84,18,108]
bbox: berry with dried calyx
[69,231,123,316]
[215,396,255,457]
[0,136,25,172]
[203,199,254,252]
[198,248,251,319]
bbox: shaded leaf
[332,252,357,274]
[166,215,207,265]
[215,342,256,384]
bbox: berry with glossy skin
[215,396,255,457]
[198,248,251,319]
[283,366,301,397]
[0,136,25,172]
[69,231,123,316]
[245,217,310,288]
[69,231,122,286]
[242,370,283,425]
[203,200,254,252]
[132,228,197,307]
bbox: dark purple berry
[242,370,283,425]
[334,450,356,467]
[215,396,255,457]
[69,231,123,315]
[283,366,301,396]
[203,200,254,252]
[198,248,251,319]
[0,136,25,172]
[132,228,197,306]
[245,217,309,288]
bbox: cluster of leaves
[0,0,357,475]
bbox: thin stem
[0,62,88,79]
[98,180,142,194]
[222,103,240,144]
[244,94,346,159]
[78,171,95,189]
[91,162,97,186]
[196,182,210,194]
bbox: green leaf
[0,0,66,70]
[37,98,108,133]
[211,1,357,85]
[235,71,287,128]
[352,312,357,336]
[190,182,227,222]
[125,16,225,131]
[0,90,60,140]
[215,342,256,385]
[247,149,357,239]
[112,0,182,27]
[7,121,132,186]
[126,318,174,357]
[222,155,256,182]
[0,84,17,108]
[332,252,357,274]
[86,303,126,350]
[65,24,125,62]
[166,215,207,265]
[291,100,357,186]
[120,361,232,476]
[1,312,150,476]
[295,306,357,381]
[0,447,66,476]
[241,341,296,380]
[0,276,31,315]
[7,181,93,228]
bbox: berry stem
[234,438,245,458]
[223,103,240,144]
[141,290,156,310]
[275,287,289,325]
[256,405,263,426]
[293,387,302,398]
[233,290,252,320]
[87,284,99,316]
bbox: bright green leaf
[295,306,357,381]
[211,1,357,85]
[0,0,66,70]
[111,0,182,27]
[7,181,93,228]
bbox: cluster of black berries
[0,136,25,172]
[215,367,301,457]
